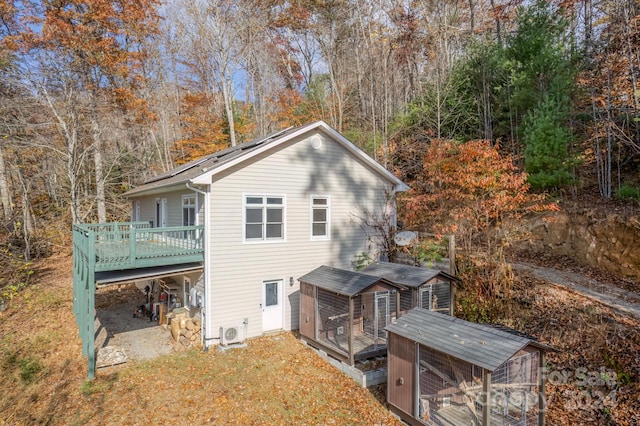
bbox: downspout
[186,182,211,349]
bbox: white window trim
[310,195,330,240]
[134,200,140,222]
[182,194,197,226]
[243,194,287,243]
[155,198,167,228]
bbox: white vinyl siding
[207,131,394,340]
[310,195,330,240]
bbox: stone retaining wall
[523,210,640,280]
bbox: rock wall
[523,210,640,280]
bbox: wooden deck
[74,222,204,272]
[73,222,205,380]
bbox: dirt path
[511,261,640,320]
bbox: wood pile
[95,283,145,309]
[169,309,202,348]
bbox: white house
[118,121,408,348]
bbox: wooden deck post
[348,297,354,366]
[482,368,491,426]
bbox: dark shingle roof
[386,308,550,371]
[361,261,459,288]
[123,121,408,197]
[123,126,298,196]
[298,265,403,297]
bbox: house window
[245,195,285,241]
[155,198,167,227]
[311,196,330,239]
[183,195,196,226]
[134,201,140,222]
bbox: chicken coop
[361,261,459,316]
[298,265,406,365]
[386,308,550,426]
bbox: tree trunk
[0,144,13,224]
[221,78,236,146]
[91,115,107,223]
[16,167,33,260]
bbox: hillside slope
[1,251,638,425]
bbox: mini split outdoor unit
[220,325,245,345]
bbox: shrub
[615,183,640,201]
[19,357,43,384]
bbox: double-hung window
[245,195,285,241]
[311,195,330,239]
[182,195,196,226]
[182,195,196,240]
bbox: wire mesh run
[399,281,451,316]
[418,345,540,426]
[419,282,451,314]
[316,289,397,358]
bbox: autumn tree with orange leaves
[394,137,557,315]
[15,0,160,224]
[397,138,555,248]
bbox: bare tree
[172,0,243,146]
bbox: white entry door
[262,280,284,332]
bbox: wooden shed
[361,261,459,316]
[386,308,550,426]
[299,265,406,365]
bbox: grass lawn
[0,255,400,425]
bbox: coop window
[244,195,285,242]
[310,195,330,240]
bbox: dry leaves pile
[507,270,640,425]
[0,256,400,426]
[72,333,400,425]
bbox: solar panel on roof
[253,126,293,145]
[143,125,296,185]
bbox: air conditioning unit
[220,325,245,345]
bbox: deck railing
[72,221,205,380]
[73,222,205,272]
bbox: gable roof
[361,261,460,288]
[124,121,408,197]
[385,308,551,372]
[298,265,405,297]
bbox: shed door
[262,280,284,332]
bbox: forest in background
[0,0,639,292]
